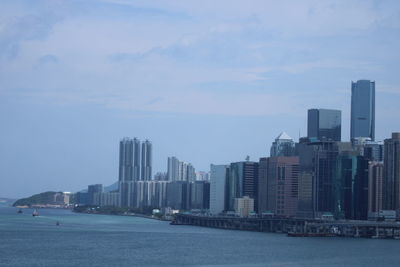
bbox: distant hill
[13,191,61,207]
[105,182,118,192]
[0,198,17,206]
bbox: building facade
[368,161,384,218]
[226,161,259,211]
[210,164,228,215]
[167,157,180,181]
[383,133,400,210]
[265,157,299,217]
[351,80,375,141]
[141,140,152,181]
[234,196,254,217]
[307,109,342,142]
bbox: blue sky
[1,0,399,198]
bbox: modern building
[265,157,299,217]
[352,137,383,161]
[93,191,120,207]
[141,140,152,181]
[383,133,400,210]
[335,152,369,220]
[351,80,375,141]
[258,158,268,214]
[210,164,229,215]
[234,196,254,217]
[196,171,210,181]
[190,181,210,210]
[119,181,135,207]
[297,139,351,218]
[87,184,103,205]
[368,161,384,218]
[167,157,196,182]
[119,137,140,182]
[167,181,190,210]
[167,157,180,181]
[307,109,341,141]
[154,172,168,181]
[270,132,295,157]
[226,161,259,212]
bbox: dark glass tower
[351,80,375,141]
[307,109,341,141]
[383,133,400,210]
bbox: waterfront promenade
[172,214,400,239]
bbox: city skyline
[1,0,400,198]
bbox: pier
[172,214,400,239]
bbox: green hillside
[13,191,60,207]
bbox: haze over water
[1,206,399,267]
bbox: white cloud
[1,0,400,117]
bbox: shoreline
[72,209,172,222]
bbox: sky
[1,0,400,198]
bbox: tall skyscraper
[258,158,269,214]
[383,133,400,210]
[167,157,180,181]
[270,132,295,157]
[368,161,384,217]
[335,151,369,220]
[119,137,140,181]
[307,109,341,141]
[141,140,152,181]
[210,164,229,215]
[351,80,375,141]
[297,139,352,218]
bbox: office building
[270,132,295,157]
[190,181,210,210]
[297,139,351,218]
[87,184,103,205]
[353,137,383,161]
[141,140,152,181]
[368,161,384,219]
[351,80,375,141]
[167,181,190,210]
[383,133,400,210]
[234,196,254,217]
[210,164,229,215]
[335,151,369,220]
[226,161,259,211]
[258,158,268,214]
[307,109,341,141]
[265,157,299,217]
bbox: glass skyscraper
[351,80,375,141]
[307,109,341,141]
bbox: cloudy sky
[1,0,399,198]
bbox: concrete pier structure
[172,214,400,239]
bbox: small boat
[56,221,60,226]
[32,209,39,217]
[17,209,23,214]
